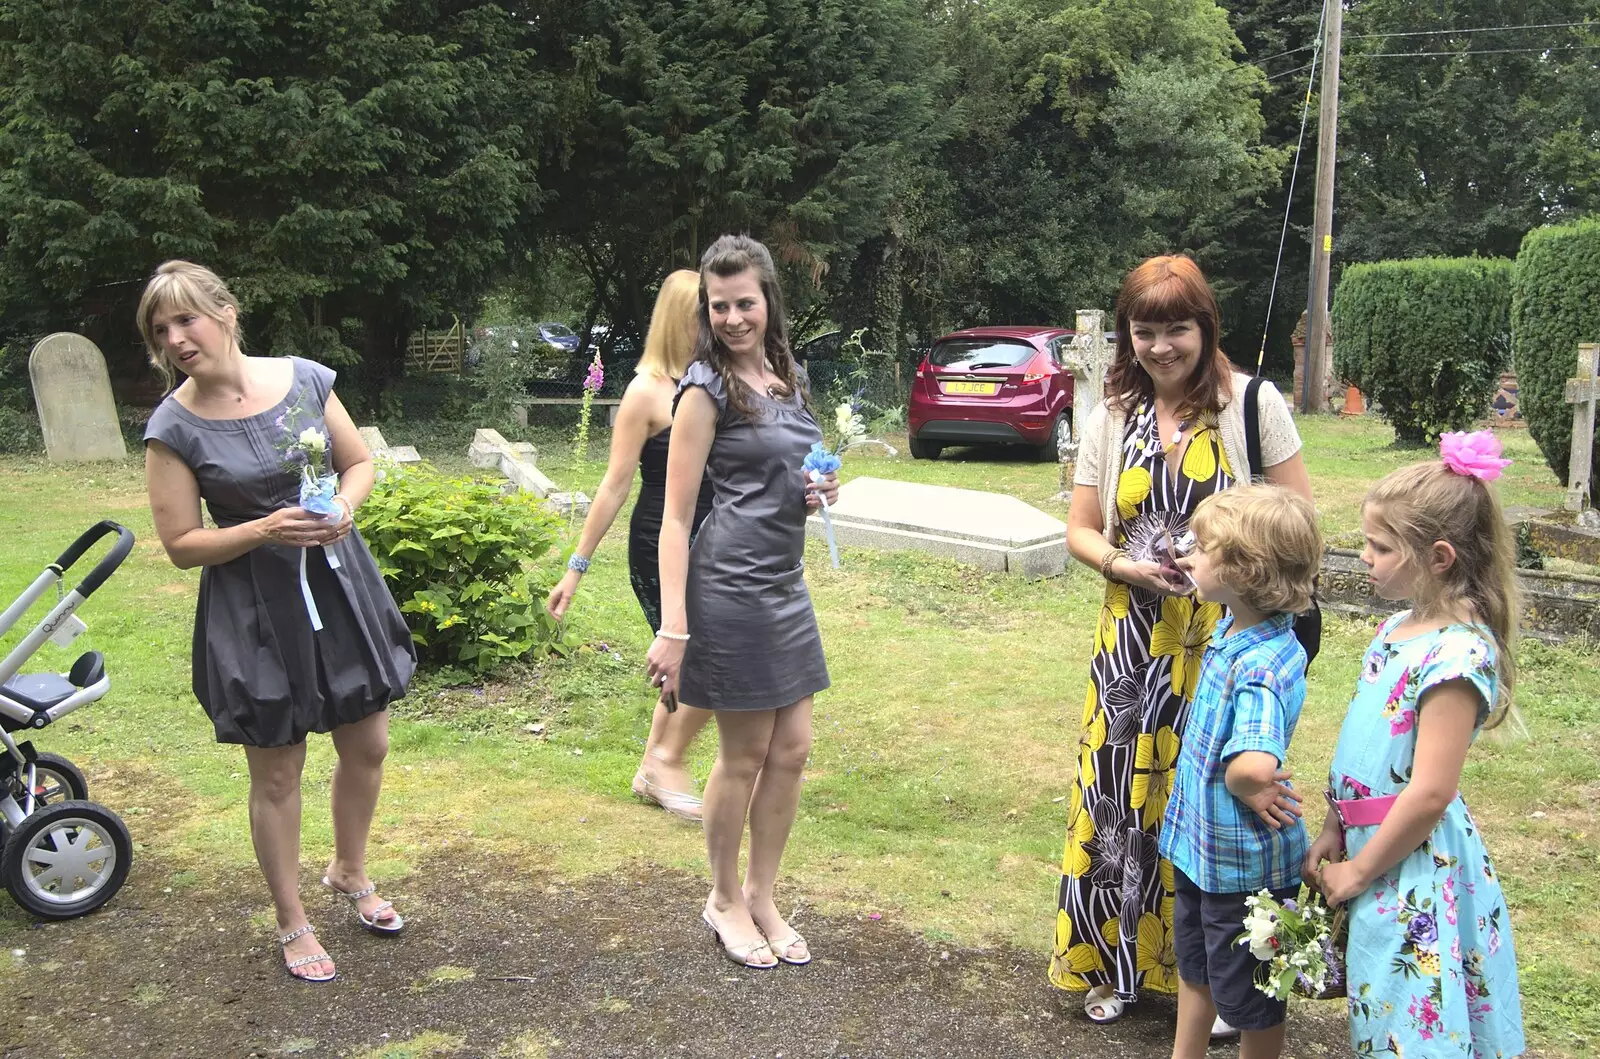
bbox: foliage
[467,328,532,430]
[357,464,572,672]
[0,405,39,455]
[1337,0,1600,266]
[1331,258,1512,444]
[0,0,549,394]
[1510,218,1600,492]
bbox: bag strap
[1244,375,1264,481]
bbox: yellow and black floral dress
[1049,399,1231,1004]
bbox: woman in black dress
[546,270,715,819]
[141,261,416,983]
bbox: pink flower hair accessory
[1439,430,1512,481]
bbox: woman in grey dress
[140,261,416,983]
[646,235,837,969]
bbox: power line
[1345,19,1600,41]
[1265,62,1317,82]
[1350,43,1600,58]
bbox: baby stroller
[0,521,135,919]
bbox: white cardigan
[1075,371,1302,532]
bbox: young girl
[1305,430,1525,1057]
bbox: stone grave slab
[806,476,1066,576]
[357,426,420,463]
[468,428,589,516]
[28,332,127,462]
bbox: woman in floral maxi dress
[1052,255,1310,1023]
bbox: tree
[0,0,549,394]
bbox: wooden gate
[405,316,464,374]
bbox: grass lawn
[0,413,1594,1057]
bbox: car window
[928,339,1036,370]
[542,324,576,338]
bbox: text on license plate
[944,381,998,395]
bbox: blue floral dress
[1330,614,1524,1058]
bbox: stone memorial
[28,332,127,462]
[806,476,1067,576]
[467,428,590,516]
[1055,309,1113,497]
[357,426,420,464]
[1563,342,1599,514]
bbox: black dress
[627,426,713,633]
[142,357,417,748]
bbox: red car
[908,325,1075,460]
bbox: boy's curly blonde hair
[1190,484,1322,616]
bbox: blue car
[537,322,580,352]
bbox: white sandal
[1084,986,1126,1023]
[631,770,703,822]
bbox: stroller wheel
[20,752,89,810]
[3,800,131,920]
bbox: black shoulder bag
[1243,376,1322,669]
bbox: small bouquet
[802,398,868,569]
[1235,890,1345,1001]
[287,426,341,521]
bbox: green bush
[357,464,573,672]
[1511,218,1600,491]
[0,404,40,454]
[1332,257,1512,444]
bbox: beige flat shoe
[631,770,703,822]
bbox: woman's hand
[805,470,839,510]
[257,507,342,549]
[1112,557,1190,596]
[1302,827,1345,892]
[645,633,686,698]
[547,569,581,621]
[1316,859,1369,906]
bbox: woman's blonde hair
[1191,484,1322,616]
[1364,462,1519,727]
[136,261,243,388]
[635,269,701,380]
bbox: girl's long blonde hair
[635,269,701,380]
[136,260,243,389]
[1365,462,1519,727]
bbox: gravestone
[806,476,1067,576]
[1056,309,1113,496]
[1563,343,1599,514]
[27,333,127,462]
[467,428,590,516]
[357,426,420,464]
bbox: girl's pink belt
[1325,789,1400,828]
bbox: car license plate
[944,380,997,395]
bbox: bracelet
[333,494,353,521]
[655,630,690,642]
[567,553,591,574]
[1099,547,1127,581]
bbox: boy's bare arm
[1225,751,1302,830]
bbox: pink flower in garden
[1439,430,1512,481]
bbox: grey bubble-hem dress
[143,357,416,748]
[673,360,830,711]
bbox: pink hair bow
[1439,430,1512,481]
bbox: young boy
[1161,483,1323,1059]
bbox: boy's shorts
[1173,866,1300,1031]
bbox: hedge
[1510,218,1600,493]
[1332,257,1512,444]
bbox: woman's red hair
[1106,255,1236,417]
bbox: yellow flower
[1136,911,1178,992]
[1061,783,1093,877]
[1078,688,1107,789]
[1096,582,1129,656]
[1131,727,1180,829]
[1101,917,1120,949]
[1181,430,1217,481]
[1116,465,1152,520]
[1050,909,1106,990]
[1415,948,1441,977]
[1149,595,1223,700]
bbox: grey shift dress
[674,360,830,711]
[143,357,416,747]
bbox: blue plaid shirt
[1158,612,1310,893]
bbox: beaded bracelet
[333,494,354,521]
[655,630,690,642]
[567,553,591,574]
[1099,547,1127,581]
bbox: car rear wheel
[909,435,942,460]
[1035,414,1069,462]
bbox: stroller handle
[51,521,136,599]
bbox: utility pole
[1302,0,1343,414]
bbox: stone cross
[1565,342,1600,513]
[1056,309,1113,494]
[357,426,421,464]
[467,427,590,516]
[27,333,127,462]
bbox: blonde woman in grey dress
[645,236,838,969]
[140,262,416,983]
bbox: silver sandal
[322,875,405,935]
[279,924,336,983]
[764,930,812,965]
[632,770,703,823]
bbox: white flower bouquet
[1235,890,1344,1001]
